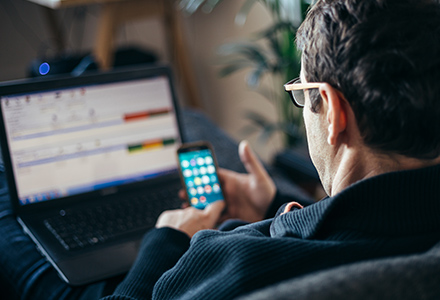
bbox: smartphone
[177,141,224,209]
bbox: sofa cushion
[238,241,440,300]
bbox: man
[98,0,440,299]
[2,0,440,299]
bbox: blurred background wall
[0,0,284,162]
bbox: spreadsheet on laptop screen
[1,76,181,205]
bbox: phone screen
[178,147,224,209]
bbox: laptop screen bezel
[0,65,185,215]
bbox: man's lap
[0,169,110,300]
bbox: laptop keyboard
[44,187,181,251]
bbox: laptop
[0,65,184,286]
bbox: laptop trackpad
[56,240,140,286]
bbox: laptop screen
[1,74,181,206]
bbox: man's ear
[319,84,347,145]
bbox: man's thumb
[204,200,225,222]
[239,140,267,178]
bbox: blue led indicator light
[39,62,50,75]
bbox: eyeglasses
[284,77,322,108]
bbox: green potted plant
[178,0,315,147]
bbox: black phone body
[177,141,224,209]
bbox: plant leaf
[217,42,269,67]
[218,60,254,77]
[179,0,207,14]
[243,110,277,143]
[252,86,278,103]
[235,0,259,26]
[245,111,271,127]
[258,21,296,39]
[243,110,304,144]
[247,64,267,87]
[202,0,223,13]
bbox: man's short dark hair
[297,0,440,159]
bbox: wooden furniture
[27,0,202,108]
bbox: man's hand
[156,200,225,238]
[218,140,276,223]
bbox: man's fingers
[239,140,268,178]
[217,168,235,182]
[178,189,187,200]
[204,200,225,224]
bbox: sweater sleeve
[101,227,190,300]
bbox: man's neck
[329,147,440,197]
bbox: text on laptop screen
[1,76,181,205]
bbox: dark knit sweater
[102,164,440,300]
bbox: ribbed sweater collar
[271,164,440,240]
